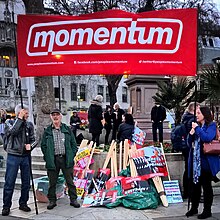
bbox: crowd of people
[87,95,134,146]
[1,98,220,219]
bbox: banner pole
[12,11,23,108]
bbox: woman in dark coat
[88,95,103,146]
[186,106,220,219]
[117,113,134,142]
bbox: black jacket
[88,104,103,134]
[117,123,134,142]
[151,105,166,123]
[5,118,35,156]
[181,112,195,134]
[104,111,112,129]
[112,108,125,128]
[70,115,81,126]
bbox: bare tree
[22,0,56,142]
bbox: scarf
[193,135,201,184]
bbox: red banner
[17,9,197,77]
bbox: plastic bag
[122,191,158,209]
[105,185,123,208]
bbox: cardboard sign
[132,127,147,146]
[106,176,124,190]
[163,180,183,203]
[73,166,95,199]
[17,9,197,77]
[132,146,168,176]
[121,176,151,195]
[82,189,119,207]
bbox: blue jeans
[3,154,31,209]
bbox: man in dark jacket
[41,108,80,210]
[112,103,125,141]
[151,103,166,143]
[2,104,36,216]
[69,111,81,137]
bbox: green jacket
[41,123,78,170]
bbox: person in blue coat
[186,106,220,219]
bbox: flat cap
[50,108,61,114]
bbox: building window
[122,87,128,103]
[98,85,104,97]
[106,86,110,102]
[4,77,12,87]
[209,38,214,47]
[80,84,86,101]
[0,78,2,87]
[54,87,59,98]
[71,83,77,101]
[0,47,16,67]
[202,38,207,46]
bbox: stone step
[0,168,47,179]
[0,160,45,169]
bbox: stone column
[126,75,170,141]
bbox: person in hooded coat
[88,95,103,146]
[181,102,199,199]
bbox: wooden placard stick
[79,139,89,149]
[129,149,138,177]
[113,147,118,177]
[123,139,129,169]
[88,141,94,151]
[85,143,96,171]
[152,176,168,207]
[111,156,114,177]
[160,143,171,181]
[119,141,122,173]
[102,141,116,169]
[132,142,137,151]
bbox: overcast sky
[213,0,220,11]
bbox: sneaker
[70,200,80,208]
[47,201,57,210]
[2,208,10,216]
[19,205,31,212]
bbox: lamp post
[77,94,80,110]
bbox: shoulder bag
[203,127,220,155]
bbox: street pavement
[1,188,220,220]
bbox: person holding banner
[2,104,35,216]
[41,108,80,210]
[186,106,220,219]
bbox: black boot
[197,210,212,219]
[185,208,198,217]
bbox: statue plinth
[125,75,171,141]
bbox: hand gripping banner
[17,8,197,77]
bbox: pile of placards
[75,139,174,209]
[71,140,96,199]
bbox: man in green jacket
[41,108,80,209]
